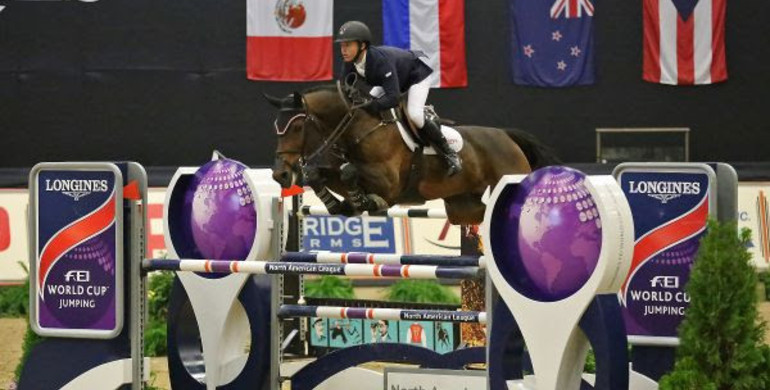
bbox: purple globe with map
[186,158,257,260]
[490,166,603,301]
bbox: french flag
[383,0,468,88]
[247,0,333,81]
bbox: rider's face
[340,41,361,63]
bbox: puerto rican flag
[382,0,468,88]
[643,0,728,85]
[247,0,333,81]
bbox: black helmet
[335,21,372,43]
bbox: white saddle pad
[396,121,464,155]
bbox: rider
[335,21,462,176]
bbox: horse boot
[304,165,355,217]
[340,162,378,212]
[421,118,462,176]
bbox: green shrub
[385,280,460,304]
[144,319,168,357]
[304,276,355,299]
[144,271,174,357]
[0,262,30,318]
[148,271,174,322]
[659,220,770,390]
[12,262,44,381]
[0,283,28,318]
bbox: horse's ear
[292,91,303,108]
[263,93,283,108]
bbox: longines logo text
[45,179,109,201]
[627,180,700,204]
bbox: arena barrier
[22,159,726,390]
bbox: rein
[275,85,385,167]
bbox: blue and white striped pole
[297,205,448,219]
[278,305,487,324]
[143,259,482,280]
[280,252,485,268]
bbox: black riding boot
[421,119,462,176]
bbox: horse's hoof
[369,195,390,211]
[338,201,358,217]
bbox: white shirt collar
[354,50,367,77]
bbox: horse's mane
[302,84,338,95]
[301,84,348,117]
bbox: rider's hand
[358,100,380,116]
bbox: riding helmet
[335,21,372,44]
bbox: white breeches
[406,77,431,128]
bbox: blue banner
[302,216,396,253]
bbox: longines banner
[30,164,124,338]
[615,165,715,345]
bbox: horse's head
[266,85,355,188]
[266,91,307,188]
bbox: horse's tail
[505,128,561,169]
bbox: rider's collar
[354,51,367,76]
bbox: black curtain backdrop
[0,0,767,167]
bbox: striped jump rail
[281,252,485,268]
[142,259,482,280]
[278,304,487,324]
[296,205,448,219]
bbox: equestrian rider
[335,21,463,176]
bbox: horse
[266,84,558,225]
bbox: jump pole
[280,252,485,268]
[278,305,488,324]
[296,205,448,219]
[142,259,482,280]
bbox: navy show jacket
[341,45,433,112]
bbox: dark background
[0,0,767,168]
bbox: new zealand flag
[509,0,596,87]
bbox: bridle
[274,80,382,170]
[274,101,358,170]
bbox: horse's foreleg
[340,163,388,212]
[304,166,356,216]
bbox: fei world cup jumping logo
[274,0,306,33]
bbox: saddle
[383,104,464,156]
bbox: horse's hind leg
[340,163,388,212]
[444,193,486,225]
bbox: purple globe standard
[184,158,257,261]
[489,166,603,302]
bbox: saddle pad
[396,121,463,155]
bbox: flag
[247,0,333,81]
[382,0,468,88]
[508,0,596,87]
[643,0,727,85]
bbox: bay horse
[266,84,558,225]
